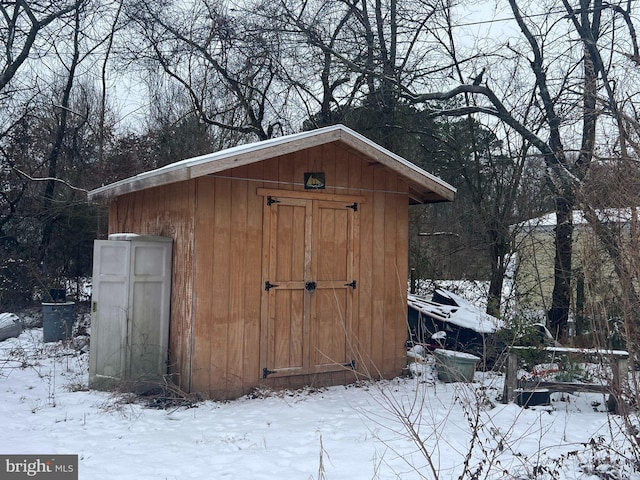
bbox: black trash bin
[42,302,75,342]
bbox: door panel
[316,202,350,281]
[272,289,305,370]
[262,195,358,377]
[265,198,311,375]
[89,241,130,384]
[312,288,348,369]
[311,201,355,369]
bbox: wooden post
[613,356,629,392]
[502,350,518,404]
[609,354,629,414]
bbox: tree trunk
[487,263,505,318]
[38,9,80,266]
[486,219,510,318]
[548,195,574,340]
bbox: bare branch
[0,1,86,92]
[13,167,88,193]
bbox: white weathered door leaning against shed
[89,234,172,390]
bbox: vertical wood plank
[346,153,362,367]
[316,205,336,365]
[228,166,248,396]
[395,180,410,373]
[261,157,280,189]
[210,177,232,394]
[290,203,306,367]
[357,157,374,377]
[192,177,214,393]
[171,181,196,392]
[260,157,279,378]
[308,143,322,173]
[275,203,293,368]
[370,169,387,375]
[302,199,313,371]
[335,144,349,191]
[107,200,116,233]
[502,351,518,403]
[321,143,337,194]
[383,173,399,376]
[278,153,295,191]
[243,161,264,389]
[179,180,195,390]
[265,200,278,372]
[293,148,308,192]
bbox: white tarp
[0,313,22,341]
[408,289,504,334]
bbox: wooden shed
[87,124,455,399]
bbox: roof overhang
[87,124,456,204]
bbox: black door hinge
[343,360,356,370]
[267,196,280,206]
[305,281,317,292]
[344,280,357,289]
[265,281,279,291]
[346,202,358,211]
[263,367,277,378]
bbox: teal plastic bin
[434,348,481,383]
[42,302,75,342]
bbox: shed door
[89,240,131,384]
[261,194,359,378]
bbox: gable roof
[87,124,456,204]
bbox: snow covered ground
[1,326,639,480]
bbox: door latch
[305,281,317,292]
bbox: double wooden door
[259,190,361,378]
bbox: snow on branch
[13,168,88,194]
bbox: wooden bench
[502,346,629,414]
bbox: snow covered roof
[87,124,456,204]
[518,208,640,231]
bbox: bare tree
[0,0,86,94]
[261,0,446,150]
[255,0,365,129]
[124,0,292,142]
[400,0,640,338]
[269,0,549,318]
[0,0,129,305]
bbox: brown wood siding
[108,180,196,391]
[191,168,265,399]
[383,173,399,376]
[192,178,214,394]
[242,162,265,392]
[395,180,410,373]
[356,157,374,376]
[106,142,411,398]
